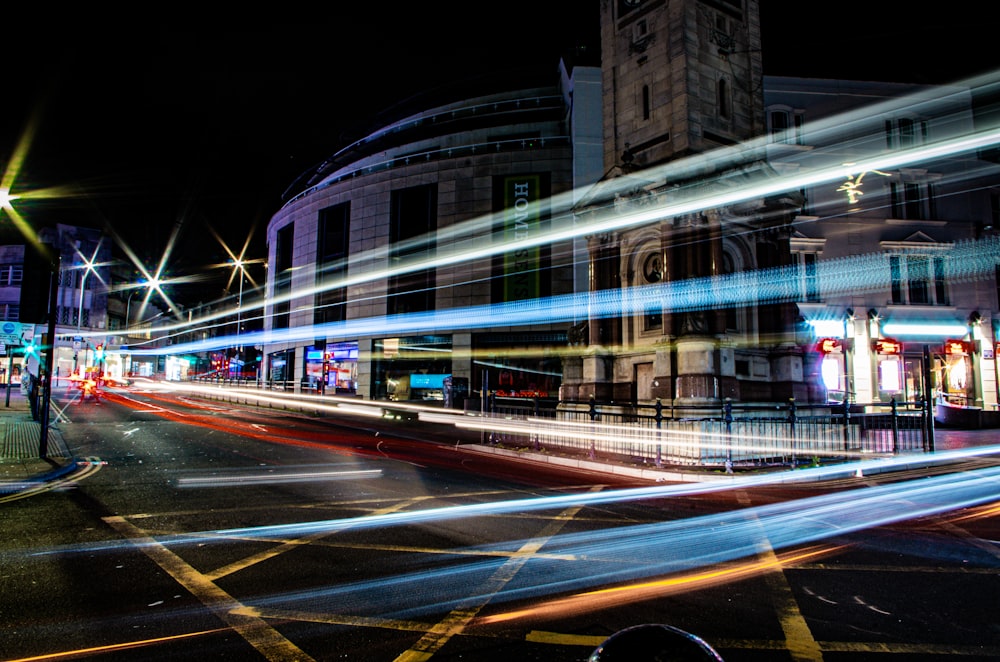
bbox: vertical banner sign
[503,175,541,302]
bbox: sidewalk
[0,388,74,488]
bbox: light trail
[124,231,1000,356]
[33,444,1000,558]
[81,75,1000,350]
[176,468,382,488]
[1,628,231,662]
[432,413,879,461]
[192,463,1000,624]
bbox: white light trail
[85,75,1000,349]
[176,468,382,488]
[200,462,1000,622]
[127,232,1000,356]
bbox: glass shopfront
[303,341,359,394]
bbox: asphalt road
[1,384,998,661]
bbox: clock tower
[566,0,806,408]
[601,0,764,171]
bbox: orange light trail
[480,544,844,624]
[3,627,230,662]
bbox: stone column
[671,212,725,406]
[578,232,620,401]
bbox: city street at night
[1,383,998,661]
[4,3,1000,661]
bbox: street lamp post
[232,258,245,378]
[73,243,100,373]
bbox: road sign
[0,322,22,346]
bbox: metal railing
[476,396,934,470]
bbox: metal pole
[922,345,935,452]
[40,256,60,458]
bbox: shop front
[267,348,295,390]
[472,332,565,400]
[372,335,454,403]
[303,341,359,395]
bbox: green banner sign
[503,175,541,301]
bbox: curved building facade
[263,61,603,403]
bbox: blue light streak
[126,233,1000,356]
[80,75,1000,350]
[213,461,1000,621]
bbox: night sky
[2,3,997,306]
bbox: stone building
[261,0,1000,416]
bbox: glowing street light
[73,239,104,371]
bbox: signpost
[0,321,23,346]
[2,322,24,408]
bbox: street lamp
[124,278,158,334]
[233,258,245,344]
[231,258,246,378]
[73,240,102,372]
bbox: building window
[890,254,948,305]
[642,84,651,121]
[641,252,662,331]
[885,117,928,149]
[388,185,437,317]
[794,252,821,302]
[315,203,350,326]
[273,224,294,330]
[0,264,23,286]
[767,108,804,144]
[890,179,937,220]
[718,78,730,119]
[722,251,741,332]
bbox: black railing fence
[477,396,934,470]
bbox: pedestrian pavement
[0,388,75,491]
[1,385,998,496]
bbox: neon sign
[873,338,902,355]
[943,339,970,356]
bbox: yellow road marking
[736,491,823,662]
[392,485,605,662]
[232,605,435,632]
[102,515,315,662]
[206,498,428,580]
